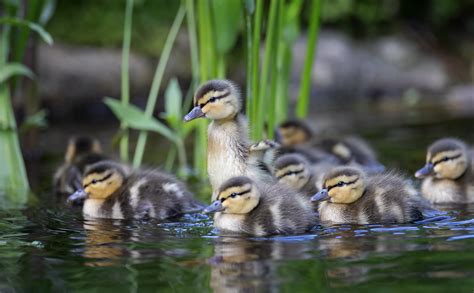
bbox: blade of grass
[119,0,134,161]
[132,5,186,168]
[250,0,263,139]
[243,0,253,119]
[296,0,322,118]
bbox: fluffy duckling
[67,161,203,219]
[248,139,280,173]
[311,166,426,224]
[53,136,107,195]
[273,153,328,197]
[203,176,315,236]
[184,80,274,200]
[415,138,474,204]
[276,119,384,173]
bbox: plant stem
[120,0,133,162]
[296,0,321,118]
[250,0,263,139]
[243,2,253,119]
[185,0,199,82]
[132,5,185,168]
[256,0,279,140]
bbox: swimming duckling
[311,166,426,224]
[67,161,203,219]
[415,138,474,204]
[273,153,329,197]
[203,176,315,236]
[53,136,107,195]
[184,80,274,200]
[249,139,280,173]
[275,119,384,173]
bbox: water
[1,113,474,292]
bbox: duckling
[415,138,474,204]
[184,80,274,200]
[53,136,107,195]
[203,176,315,236]
[275,119,385,173]
[67,161,203,219]
[248,139,280,173]
[273,153,326,196]
[311,166,426,224]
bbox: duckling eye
[230,193,237,198]
[441,157,450,162]
[91,179,98,184]
[336,181,344,187]
[209,97,217,103]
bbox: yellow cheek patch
[83,172,108,187]
[325,175,358,189]
[332,143,351,160]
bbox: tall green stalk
[243,1,253,119]
[255,0,279,140]
[250,0,263,140]
[119,0,133,162]
[132,5,185,168]
[296,0,322,118]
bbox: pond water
[1,112,474,292]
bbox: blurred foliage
[46,0,180,56]
[45,0,474,57]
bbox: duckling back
[215,182,315,236]
[319,172,423,224]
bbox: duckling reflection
[210,237,313,292]
[415,138,474,204]
[83,219,128,267]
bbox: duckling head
[275,120,312,146]
[203,176,260,214]
[65,136,102,163]
[67,161,126,203]
[274,154,311,190]
[311,167,366,204]
[415,138,469,180]
[184,79,241,122]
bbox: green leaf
[104,98,177,142]
[210,0,242,54]
[0,63,35,84]
[164,77,183,129]
[20,110,48,132]
[0,17,53,45]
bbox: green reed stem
[255,0,279,140]
[132,5,185,168]
[119,0,133,162]
[243,3,253,120]
[250,0,263,140]
[296,0,321,118]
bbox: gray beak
[311,189,330,202]
[415,163,434,179]
[203,200,224,214]
[67,189,88,205]
[184,106,205,122]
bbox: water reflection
[83,219,128,267]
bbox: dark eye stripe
[198,93,229,108]
[326,178,358,191]
[220,189,251,202]
[84,173,112,188]
[277,169,304,179]
[432,154,461,166]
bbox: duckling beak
[67,189,88,205]
[415,163,434,179]
[184,106,205,122]
[311,189,329,202]
[203,200,224,214]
